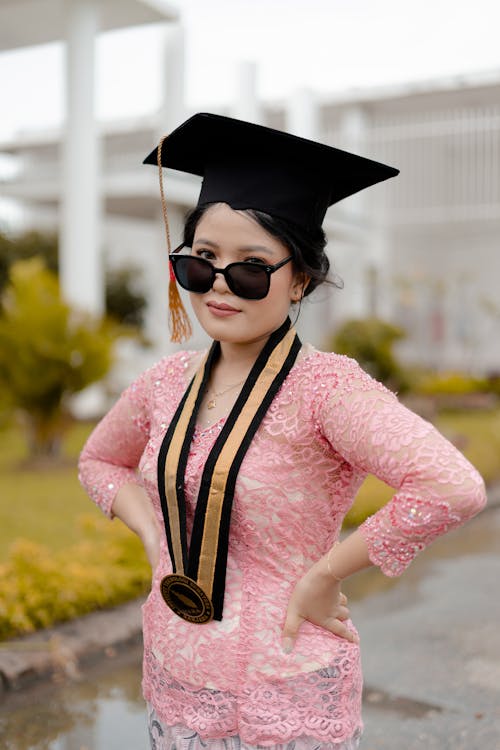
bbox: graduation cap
[144,112,398,232]
[143,112,399,341]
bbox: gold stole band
[157,318,301,623]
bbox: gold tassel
[168,263,193,343]
[157,135,193,343]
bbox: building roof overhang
[0,0,178,51]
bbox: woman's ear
[291,274,310,302]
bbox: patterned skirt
[147,705,362,750]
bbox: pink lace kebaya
[79,347,486,748]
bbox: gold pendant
[161,574,214,623]
[207,399,216,409]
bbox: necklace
[206,379,245,410]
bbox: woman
[79,113,486,749]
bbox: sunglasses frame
[168,252,294,300]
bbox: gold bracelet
[326,542,343,582]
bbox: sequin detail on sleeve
[78,352,193,518]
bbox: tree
[0,258,118,461]
[105,266,147,328]
[327,317,409,392]
[0,229,147,329]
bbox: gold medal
[160,574,214,624]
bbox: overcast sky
[1,0,500,139]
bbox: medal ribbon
[157,318,301,621]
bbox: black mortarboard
[143,112,399,233]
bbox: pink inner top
[79,348,486,746]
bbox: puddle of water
[0,647,147,750]
[363,685,444,719]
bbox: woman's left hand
[281,557,358,654]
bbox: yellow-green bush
[0,515,150,640]
[415,371,488,396]
[343,476,394,528]
[327,317,410,393]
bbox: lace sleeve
[78,362,157,518]
[315,355,487,576]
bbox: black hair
[181,203,342,297]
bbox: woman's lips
[206,301,240,317]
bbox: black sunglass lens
[175,257,213,293]
[229,264,269,299]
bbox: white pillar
[284,88,322,344]
[231,61,261,124]
[60,0,102,314]
[158,22,186,134]
[338,105,369,223]
[148,23,189,358]
[285,88,319,139]
[338,104,394,322]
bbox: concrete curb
[0,598,144,694]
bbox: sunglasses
[169,253,293,300]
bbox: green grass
[436,407,500,484]
[0,421,101,558]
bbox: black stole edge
[157,342,220,572]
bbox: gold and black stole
[157,317,301,623]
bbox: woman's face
[188,203,304,347]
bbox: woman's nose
[211,269,231,294]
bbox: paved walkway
[352,504,500,749]
[1,490,499,748]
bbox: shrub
[105,265,147,328]
[0,229,147,329]
[0,515,150,641]
[327,317,409,392]
[414,371,489,396]
[0,229,59,292]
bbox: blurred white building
[1,6,499,381]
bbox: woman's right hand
[282,557,356,653]
[111,482,162,575]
